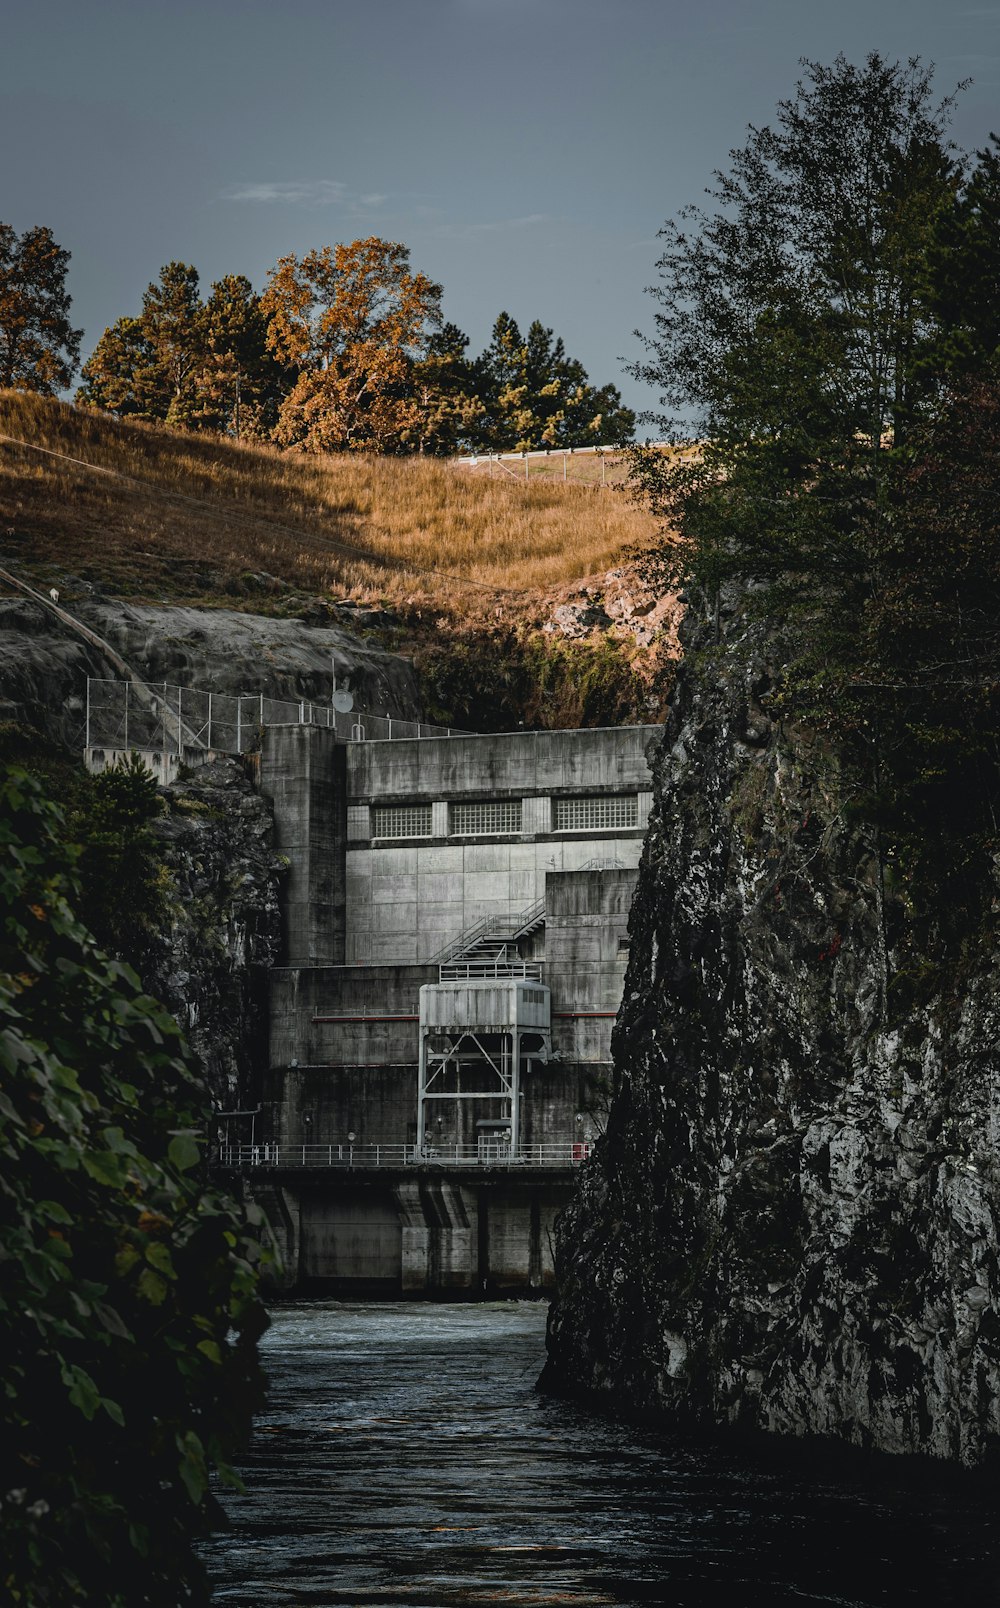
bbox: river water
[203,1302,999,1607]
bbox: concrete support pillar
[431,801,449,837]
[394,1179,476,1294]
[259,727,348,965]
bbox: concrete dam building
[230,720,659,1297]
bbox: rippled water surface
[203,1302,999,1607]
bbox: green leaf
[62,1364,101,1421]
[176,1431,208,1504]
[144,1242,176,1280]
[167,1132,200,1172]
[136,1267,168,1306]
[82,1150,127,1188]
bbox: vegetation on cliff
[0,765,269,1602]
[544,51,1000,1469]
[629,52,1000,966]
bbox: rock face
[145,757,284,1110]
[541,565,682,651]
[543,595,1000,1466]
[0,595,422,750]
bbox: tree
[475,312,635,451]
[629,54,960,595]
[77,315,162,419]
[138,262,205,427]
[406,322,486,454]
[196,274,284,439]
[80,263,205,425]
[625,56,1000,964]
[0,223,82,394]
[0,764,269,1604]
[924,138,1000,386]
[262,236,443,452]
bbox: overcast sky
[5,0,1000,425]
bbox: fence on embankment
[84,677,461,756]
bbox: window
[450,800,522,836]
[372,804,432,839]
[553,794,638,832]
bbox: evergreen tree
[139,262,205,428]
[475,312,634,451]
[77,315,162,419]
[196,274,284,439]
[629,54,959,595]
[628,53,1000,955]
[0,223,82,394]
[80,263,206,425]
[924,138,1000,384]
[406,321,485,454]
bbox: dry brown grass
[0,393,659,615]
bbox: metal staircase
[432,898,545,981]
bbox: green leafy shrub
[0,765,269,1605]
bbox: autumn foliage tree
[261,236,443,452]
[80,234,636,453]
[0,223,82,394]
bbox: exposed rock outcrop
[0,593,422,750]
[145,756,284,1110]
[541,566,682,651]
[543,594,1000,1466]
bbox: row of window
[371,795,639,840]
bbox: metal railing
[430,898,546,968]
[438,958,544,981]
[83,677,461,755]
[215,1141,592,1169]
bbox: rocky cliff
[143,756,284,1111]
[543,595,1000,1466]
[0,593,422,750]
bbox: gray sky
[5,0,1000,424]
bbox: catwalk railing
[84,677,460,754]
[215,1141,593,1169]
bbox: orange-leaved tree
[261,236,442,452]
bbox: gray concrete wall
[345,726,656,964]
[268,1061,607,1152]
[347,725,657,801]
[546,867,634,1065]
[269,964,434,1069]
[258,723,656,965]
[248,1168,576,1296]
[259,726,347,965]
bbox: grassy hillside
[0,393,659,615]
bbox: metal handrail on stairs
[429,897,545,967]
